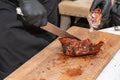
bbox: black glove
[90,0,111,29]
[111,0,120,26]
[18,0,47,27]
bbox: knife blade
[40,22,80,40]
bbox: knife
[40,22,80,40]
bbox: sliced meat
[59,37,104,57]
[87,8,102,29]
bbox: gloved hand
[111,0,120,26]
[90,0,111,29]
[18,0,47,27]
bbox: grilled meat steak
[59,37,104,57]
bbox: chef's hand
[111,0,120,26]
[18,0,47,27]
[90,0,111,29]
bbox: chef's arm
[17,0,47,27]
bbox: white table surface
[97,27,120,80]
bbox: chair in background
[58,0,93,30]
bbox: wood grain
[4,26,120,80]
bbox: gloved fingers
[111,13,120,26]
[97,17,110,29]
[112,4,117,13]
[90,0,100,11]
[112,3,120,16]
[26,15,47,27]
[101,1,111,16]
[97,21,104,29]
[18,0,48,27]
[33,16,47,27]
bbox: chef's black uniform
[0,0,60,79]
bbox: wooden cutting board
[4,26,120,80]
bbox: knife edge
[41,22,80,40]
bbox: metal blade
[40,22,79,39]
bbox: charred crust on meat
[59,37,104,57]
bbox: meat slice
[87,8,102,30]
[59,37,104,57]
